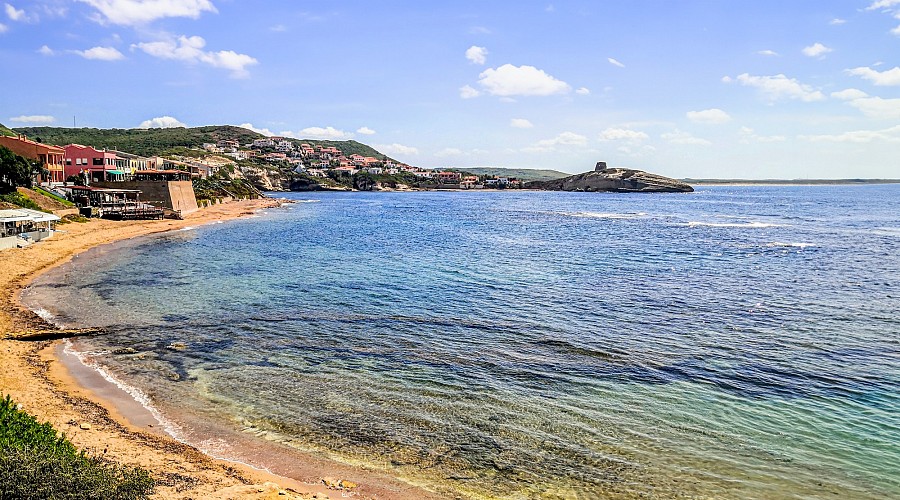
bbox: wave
[179,226,197,231]
[32,307,55,323]
[767,242,815,248]
[559,211,648,219]
[686,221,782,228]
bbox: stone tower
[595,161,608,171]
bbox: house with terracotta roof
[0,134,65,183]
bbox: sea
[23,185,899,499]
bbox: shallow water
[25,186,900,499]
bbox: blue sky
[1,1,899,178]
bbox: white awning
[0,208,61,223]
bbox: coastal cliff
[529,162,693,193]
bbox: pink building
[64,144,119,181]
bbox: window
[93,158,104,166]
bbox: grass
[0,395,155,499]
[32,186,75,207]
[0,191,45,212]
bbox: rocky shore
[528,162,694,193]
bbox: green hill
[10,126,390,159]
[0,123,16,137]
[463,167,569,182]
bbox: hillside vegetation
[11,126,389,159]
[463,167,569,181]
[0,123,15,137]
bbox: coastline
[0,199,441,500]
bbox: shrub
[0,192,44,211]
[0,395,155,499]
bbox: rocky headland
[529,162,694,193]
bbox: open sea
[24,186,899,499]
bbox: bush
[0,191,44,211]
[0,395,155,499]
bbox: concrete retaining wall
[94,181,198,214]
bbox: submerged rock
[529,162,693,193]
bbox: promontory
[528,162,694,193]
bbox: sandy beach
[0,199,441,500]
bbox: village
[0,131,525,250]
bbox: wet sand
[0,199,443,500]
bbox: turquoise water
[27,186,899,498]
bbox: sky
[1,1,899,178]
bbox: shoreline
[1,199,441,499]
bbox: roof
[135,169,187,175]
[67,186,142,193]
[0,208,60,223]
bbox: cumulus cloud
[686,108,731,124]
[138,116,186,128]
[830,18,846,25]
[510,118,533,129]
[739,127,786,144]
[607,57,625,68]
[4,3,25,21]
[9,115,55,124]
[292,126,353,140]
[476,64,570,97]
[800,124,900,143]
[74,46,125,60]
[435,147,463,157]
[522,131,587,153]
[465,45,488,65]
[238,123,274,136]
[757,49,779,56]
[38,45,54,55]
[661,129,711,146]
[134,35,258,77]
[802,42,832,58]
[831,88,869,100]
[725,73,825,102]
[356,126,376,135]
[598,128,649,142]
[575,87,590,95]
[375,143,419,156]
[845,96,900,119]
[866,0,900,11]
[79,0,217,26]
[846,66,900,86]
[0,22,7,32]
[459,84,481,99]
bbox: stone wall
[93,181,198,214]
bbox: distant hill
[10,125,390,159]
[463,167,569,182]
[682,178,900,185]
[0,123,15,137]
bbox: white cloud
[9,115,55,124]
[575,87,590,95]
[757,49,779,56]
[134,35,258,78]
[739,127,785,144]
[845,96,900,119]
[477,64,570,97]
[686,108,731,124]
[465,45,488,65]
[4,3,25,21]
[459,84,480,99]
[375,143,419,156]
[75,46,125,60]
[607,57,625,68]
[356,126,376,135]
[38,45,54,55]
[661,129,711,146]
[138,116,186,128]
[238,123,274,136]
[435,147,463,157]
[800,125,900,143]
[846,66,900,86]
[294,126,353,140]
[0,22,7,32]
[78,0,216,26]
[270,24,286,32]
[802,42,832,58]
[509,118,533,129]
[830,18,846,25]
[728,73,826,102]
[866,0,900,11]
[522,131,587,153]
[598,128,649,142]
[831,88,869,100]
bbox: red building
[0,134,66,183]
[64,144,120,182]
